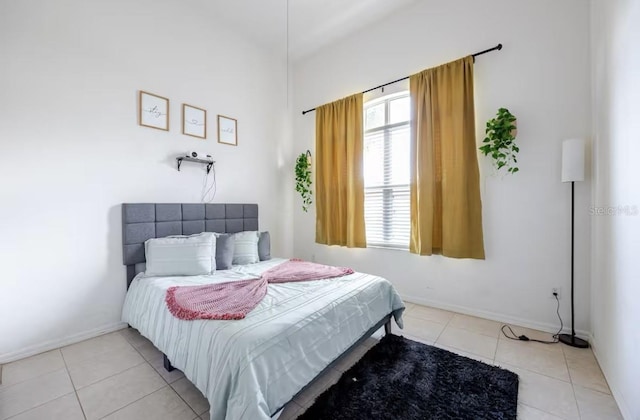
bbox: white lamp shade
[561,138,585,182]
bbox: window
[363,92,411,249]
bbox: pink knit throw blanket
[165,259,353,320]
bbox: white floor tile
[134,341,164,363]
[402,302,416,312]
[170,377,210,416]
[0,350,66,388]
[401,315,447,342]
[131,341,186,385]
[0,369,74,420]
[401,333,435,346]
[118,328,153,349]
[432,343,494,365]
[6,393,84,420]
[561,343,595,361]
[500,338,564,356]
[436,326,498,359]
[495,339,570,382]
[149,355,185,384]
[517,403,564,420]
[574,385,623,420]
[61,333,132,366]
[102,386,197,420]
[77,362,165,420]
[501,364,579,419]
[405,305,454,324]
[448,313,502,338]
[564,349,610,394]
[66,345,145,389]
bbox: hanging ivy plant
[295,151,312,212]
[479,108,520,174]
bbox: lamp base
[558,334,589,348]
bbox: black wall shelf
[176,156,214,174]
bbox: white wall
[292,0,592,334]
[590,0,640,418]
[0,0,288,362]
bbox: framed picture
[217,115,237,146]
[139,91,169,131]
[182,104,207,139]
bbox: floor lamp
[559,138,589,348]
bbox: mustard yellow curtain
[315,93,366,248]
[409,56,485,259]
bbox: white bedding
[122,258,405,420]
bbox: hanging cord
[200,168,208,201]
[202,165,217,203]
[500,293,563,344]
[201,164,217,203]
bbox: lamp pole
[558,181,589,349]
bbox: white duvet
[122,258,405,420]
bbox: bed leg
[384,319,392,335]
[163,354,176,372]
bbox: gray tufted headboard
[122,203,258,287]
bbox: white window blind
[363,93,410,249]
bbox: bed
[120,203,405,420]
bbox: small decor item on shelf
[295,150,313,212]
[479,108,519,174]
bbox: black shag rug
[297,334,518,420]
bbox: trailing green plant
[295,151,313,212]
[479,108,520,174]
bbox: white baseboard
[400,294,591,339]
[0,322,128,364]
[590,336,632,420]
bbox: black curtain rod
[301,43,503,115]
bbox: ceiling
[194,0,418,61]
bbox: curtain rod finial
[497,43,503,50]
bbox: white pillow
[231,231,260,265]
[144,232,216,276]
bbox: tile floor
[0,303,623,420]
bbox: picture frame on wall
[139,91,169,131]
[182,104,207,139]
[217,115,237,146]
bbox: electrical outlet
[551,287,562,299]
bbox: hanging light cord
[201,164,217,203]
